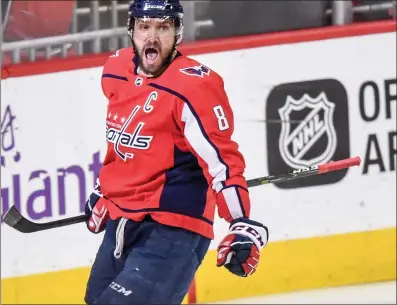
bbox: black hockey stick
[2,156,361,233]
[2,208,88,233]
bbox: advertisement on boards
[265,77,396,189]
[0,72,108,224]
[0,120,103,221]
[265,79,350,188]
[358,79,396,175]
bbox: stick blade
[2,206,37,233]
[3,205,23,227]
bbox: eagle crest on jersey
[180,64,210,78]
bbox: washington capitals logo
[180,65,210,78]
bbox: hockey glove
[84,178,109,234]
[217,218,269,277]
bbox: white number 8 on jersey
[213,105,230,131]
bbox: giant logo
[1,104,103,221]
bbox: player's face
[133,18,177,76]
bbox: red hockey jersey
[99,48,251,239]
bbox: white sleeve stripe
[222,187,244,219]
[181,102,230,191]
[218,184,248,216]
[147,83,231,188]
[234,185,247,217]
[181,104,244,218]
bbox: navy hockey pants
[84,216,211,305]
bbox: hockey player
[84,0,269,304]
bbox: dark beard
[132,40,176,77]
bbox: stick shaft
[247,156,361,187]
[3,156,361,232]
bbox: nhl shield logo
[278,92,337,168]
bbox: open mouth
[145,48,159,63]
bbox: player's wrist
[228,218,269,251]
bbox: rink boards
[1,21,396,303]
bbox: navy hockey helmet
[127,0,184,41]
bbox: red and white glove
[217,218,269,277]
[84,178,110,234]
